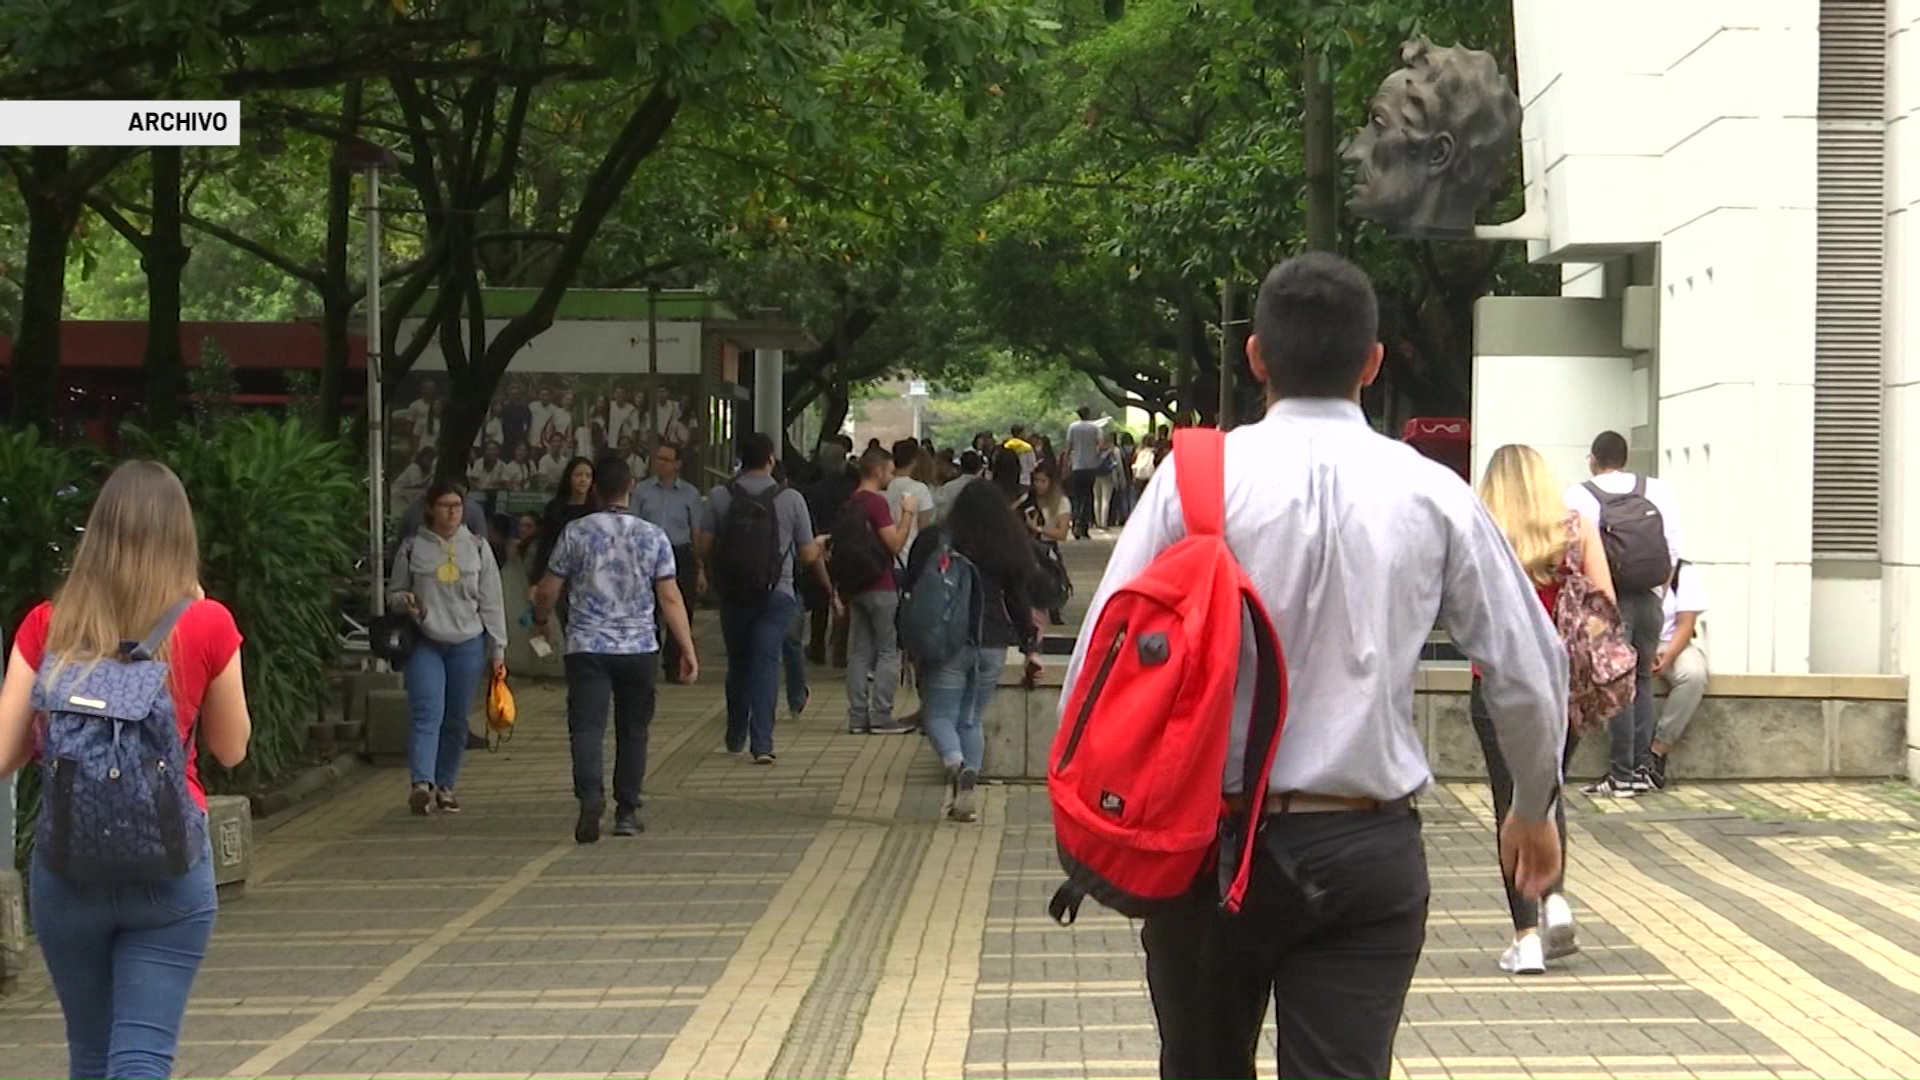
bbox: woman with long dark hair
[535,457,598,579]
[1022,463,1072,625]
[0,461,253,1078]
[906,480,1043,822]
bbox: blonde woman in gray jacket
[388,479,508,815]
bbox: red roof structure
[0,320,367,371]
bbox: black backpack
[828,494,893,593]
[715,481,786,604]
[1585,476,1671,593]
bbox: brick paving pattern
[2,539,1918,1078]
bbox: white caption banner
[0,100,241,146]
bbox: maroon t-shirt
[848,489,897,594]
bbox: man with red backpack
[1054,253,1569,1079]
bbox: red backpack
[1047,428,1287,924]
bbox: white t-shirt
[1026,491,1069,533]
[607,401,638,448]
[527,402,555,449]
[467,459,506,490]
[542,407,574,448]
[497,462,529,490]
[1563,471,1685,584]
[885,476,935,556]
[1662,562,1708,645]
[403,397,436,437]
[649,400,690,446]
[537,453,570,489]
[472,417,504,451]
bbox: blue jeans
[782,602,809,712]
[921,646,1007,773]
[405,634,488,788]
[720,592,799,756]
[1609,590,1664,783]
[32,852,218,1079]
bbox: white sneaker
[1498,933,1546,975]
[1542,894,1579,959]
[1582,776,1638,799]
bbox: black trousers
[657,544,695,681]
[1469,678,1576,931]
[1140,807,1428,1080]
[564,652,659,811]
[1068,468,1098,537]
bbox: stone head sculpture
[1344,37,1521,237]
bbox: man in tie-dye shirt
[534,457,697,844]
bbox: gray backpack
[1584,477,1671,593]
[899,529,981,667]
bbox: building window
[1813,0,1887,558]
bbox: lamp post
[335,139,400,622]
[907,379,929,440]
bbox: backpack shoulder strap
[1631,474,1647,498]
[1172,428,1226,538]
[130,599,195,662]
[1582,480,1610,505]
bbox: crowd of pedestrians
[0,255,1723,1080]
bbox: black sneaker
[575,797,605,844]
[408,782,434,816]
[1646,752,1670,790]
[613,808,642,837]
[1631,767,1658,793]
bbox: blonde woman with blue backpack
[0,460,253,1078]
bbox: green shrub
[6,419,362,863]
[0,428,96,629]
[140,417,365,788]
[0,429,95,868]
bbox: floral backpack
[1552,514,1636,735]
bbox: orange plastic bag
[486,667,516,749]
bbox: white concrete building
[1473,0,1917,775]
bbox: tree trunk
[461,85,681,450]
[141,146,188,430]
[1217,277,1236,430]
[1302,52,1339,253]
[818,383,851,454]
[433,277,485,482]
[10,148,81,434]
[319,82,363,437]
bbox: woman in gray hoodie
[388,479,509,815]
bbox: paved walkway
[6,539,1920,1078]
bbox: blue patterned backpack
[32,599,206,882]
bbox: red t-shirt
[14,599,244,810]
[848,490,898,594]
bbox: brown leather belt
[1224,791,1415,816]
